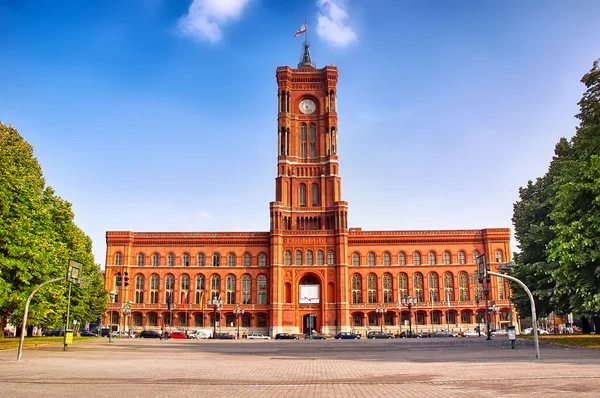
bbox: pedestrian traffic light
[116,272,122,287]
[123,272,129,287]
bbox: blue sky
[1,0,599,266]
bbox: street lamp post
[233,304,244,339]
[208,298,223,339]
[492,302,498,330]
[108,291,116,343]
[475,296,481,337]
[376,304,387,332]
[182,291,189,333]
[402,296,414,337]
[484,287,492,340]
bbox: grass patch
[0,336,97,351]
[521,334,600,349]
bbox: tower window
[295,250,302,265]
[299,184,306,207]
[300,123,307,158]
[284,250,291,266]
[327,250,334,265]
[312,184,319,207]
[259,253,267,267]
[309,123,316,158]
[167,253,174,267]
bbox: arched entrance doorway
[303,314,317,335]
[298,274,321,334]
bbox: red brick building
[104,44,512,337]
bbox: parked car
[216,333,235,340]
[416,331,431,338]
[169,331,188,339]
[44,329,63,336]
[189,330,211,339]
[138,330,162,339]
[367,331,394,339]
[462,330,483,337]
[275,333,299,340]
[522,328,549,335]
[79,330,98,337]
[491,329,508,336]
[432,330,457,338]
[305,333,326,340]
[111,331,130,338]
[334,332,361,339]
[398,331,417,338]
[248,332,271,340]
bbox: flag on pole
[217,292,222,302]
[199,292,203,309]
[166,294,171,310]
[294,22,307,37]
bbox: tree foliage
[0,122,107,335]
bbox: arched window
[309,123,316,158]
[443,251,451,265]
[413,252,421,265]
[284,250,292,265]
[212,253,220,267]
[137,253,145,267]
[473,251,480,264]
[398,252,406,266]
[413,273,423,302]
[150,274,159,304]
[299,184,306,207]
[317,250,324,265]
[351,274,362,304]
[306,250,313,265]
[180,274,190,303]
[459,272,469,301]
[195,275,205,304]
[152,253,159,267]
[368,252,375,266]
[311,184,319,207]
[367,273,377,303]
[243,253,251,267]
[242,274,251,304]
[226,274,236,304]
[327,250,334,265]
[458,251,466,265]
[428,252,436,265]
[383,252,391,266]
[182,253,190,267]
[135,274,144,303]
[257,275,267,304]
[198,253,205,266]
[167,253,174,267]
[210,275,221,300]
[295,250,303,265]
[398,273,408,300]
[495,249,503,263]
[473,272,482,299]
[115,252,122,266]
[300,123,307,158]
[382,273,392,303]
[165,274,174,304]
[428,272,439,302]
[443,272,454,301]
[259,253,267,267]
[228,253,236,267]
[352,253,360,266]
[498,280,505,300]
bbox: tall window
[242,275,251,304]
[137,253,145,267]
[135,275,144,304]
[152,253,159,267]
[458,251,466,265]
[368,252,375,266]
[473,251,480,264]
[284,250,292,265]
[495,249,503,263]
[182,253,190,267]
[212,253,220,267]
[498,280,505,300]
[195,275,205,304]
[198,253,205,266]
[367,273,377,303]
[443,251,451,265]
[428,252,436,265]
[473,272,482,299]
[300,123,307,158]
[295,250,303,265]
[459,272,469,301]
[115,252,122,265]
[226,274,236,304]
[413,273,423,302]
[383,252,391,266]
[299,184,306,207]
[428,272,439,302]
[352,274,361,303]
[259,253,267,267]
[257,275,267,304]
[180,274,190,303]
[150,274,159,304]
[398,273,408,301]
[443,272,454,301]
[352,253,360,266]
[317,250,324,265]
[228,253,236,267]
[167,253,174,267]
[398,252,406,266]
[413,252,421,265]
[210,275,221,300]
[327,250,334,265]
[382,273,392,303]
[311,184,319,207]
[309,123,316,158]
[306,250,313,265]
[165,274,174,304]
[243,253,251,267]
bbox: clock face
[299,99,316,114]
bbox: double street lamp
[375,304,387,332]
[233,304,244,339]
[402,296,414,337]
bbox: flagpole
[305,19,308,43]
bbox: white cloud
[316,0,357,48]
[193,210,214,219]
[177,0,251,43]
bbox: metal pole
[63,283,72,351]
[485,286,491,340]
[17,277,66,361]
[213,303,217,339]
[488,271,540,359]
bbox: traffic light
[116,272,122,287]
[123,272,129,287]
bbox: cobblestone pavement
[1,337,599,397]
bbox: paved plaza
[1,337,599,397]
